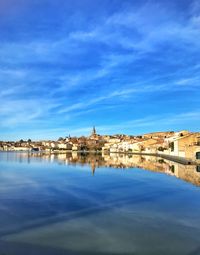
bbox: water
[0,152,200,255]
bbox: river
[0,152,200,255]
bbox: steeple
[91,163,96,175]
[92,126,96,136]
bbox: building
[168,133,200,161]
[58,143,73,150]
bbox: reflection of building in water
[47,152,200,186]
[172,164,200,186]
[90,162,96,175]
[3,152,200,186]
[102,153,200,186]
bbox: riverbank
[129,152,197,165]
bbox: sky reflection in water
[0,152,200,255]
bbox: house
[168,133,200,161]
[12,146,30,151]
[143,131,174,139]
[129,142,143,152]
[58,143,73,150]
[72,144,81,151]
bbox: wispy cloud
[0,0,199,139]
[91,110,200,135]
[69,2,200,53]
[175,77,200,86]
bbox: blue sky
[0,0,200,140]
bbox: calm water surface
[0,152,200,255]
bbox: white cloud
[176,77,197,86]
[95,110,200,135]
[67,2,200,53]
[0,1,199,139]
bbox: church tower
[91,126,96,136]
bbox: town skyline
[0,0,200,140]
[0,127,198,142]
[1,129,200,164]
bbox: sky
[0,0,200,140]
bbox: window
[170,165,175,173]
[196,152,200,159]
[169,142,174,152]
